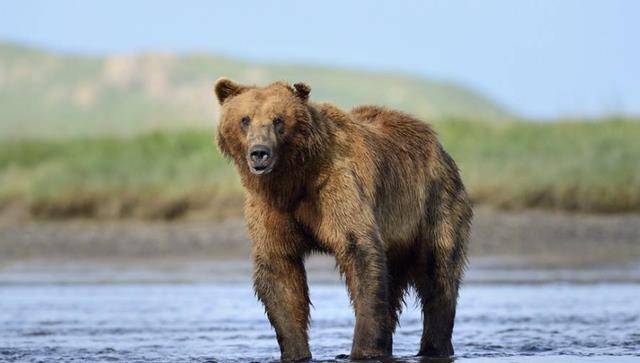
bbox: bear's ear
[214,77,246,104]
[293,82,311,102]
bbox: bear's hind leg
[413,256,457,357]
[387,251,414,333]
[414,202,470,357]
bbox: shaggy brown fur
[214,78,472,361]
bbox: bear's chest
[293,199,340,253]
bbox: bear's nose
[249,145,272,163]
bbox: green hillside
[0,42,510,138]
[1,118,638,219]
[2,42,639,217]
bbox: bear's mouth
[248,157,276,175]
[249,163,274,175]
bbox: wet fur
[215,79,472,361]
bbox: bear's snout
[248,144,275,175]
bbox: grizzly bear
[214,78,472,361]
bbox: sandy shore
[1,207,639,283]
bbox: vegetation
[1,118,638,219]
[438,118,640,213]
[1,42,637,218]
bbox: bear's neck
[240,103,339,211]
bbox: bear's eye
[240,116,250,128]
[273,116,284,134]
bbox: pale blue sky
[1,0,638,118]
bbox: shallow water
[0,281,639,362]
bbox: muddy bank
[0,207,639,277]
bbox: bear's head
[214,78,314,176]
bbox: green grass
[0,131,242,219]
[1,118,638,219]
[438,118,640,213]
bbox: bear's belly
[294,195,424,253]
[375,197,425,248]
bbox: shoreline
[1,207,639,284]
[2,257,640,285]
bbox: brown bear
[214,78,472,361]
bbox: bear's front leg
[313,175,393,359]
[253,252,311,361]
[337,230,393,360]
[246,197,311,362]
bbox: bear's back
[349,105,439,150]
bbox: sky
[1,0,638,119]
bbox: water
[0,282,639,362]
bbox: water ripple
[0,283,638,362]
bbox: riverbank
[2,207,639,285]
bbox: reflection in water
[333,355,453,363]
[0,283,638,362]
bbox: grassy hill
[0,42,510,138]
[1,118,638,219]
[2,41,638,217]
